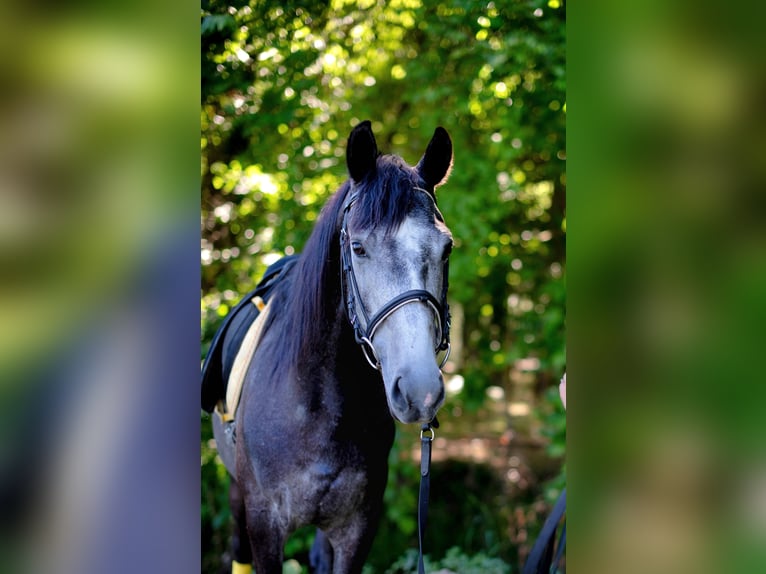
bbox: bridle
[339,187,451,371]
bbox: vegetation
[201,0,565,571]
[385,546,511,574]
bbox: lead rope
[418,422,434,574]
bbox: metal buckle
[360,336,381,371]
[437,342,451,369]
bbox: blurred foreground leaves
[0,1,199,574]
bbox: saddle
[201,255,298,416]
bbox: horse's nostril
[391,376,408,409]
[391,375,402,398]
[436,384,445,407]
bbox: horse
[205,120,454,574]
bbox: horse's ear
[416,127,453,191]
[346,120,379,183]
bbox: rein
[418,421,436,574]
[339,189,451,371]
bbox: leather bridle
[339,188,451,371]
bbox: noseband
[340,188,451,371]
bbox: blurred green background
[569,2,766,573]
[200,0,566,572]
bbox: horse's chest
[311,461,370,522]
[240,384,393,530]
[261,452,373,529]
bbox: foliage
[201,0,564,571]
[386,546,511,574]
[538,385,566,500]
[370,432,511,572]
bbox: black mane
[350,154,431,234]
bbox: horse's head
[341,121,453,424]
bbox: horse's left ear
[416,127,453,191]
[347,120,379,183]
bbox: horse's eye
[442,242,453,261]
[351,241,367,257]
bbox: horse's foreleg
[325,514,379,574]
[309,529,334,574]
[244,504,286,574]
[229,478,253,573]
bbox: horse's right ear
[346,120,379,183]
[416,126,453,191]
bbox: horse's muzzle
[388,369,445,424]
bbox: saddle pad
[224,300,271,417]
[201,255,298,414]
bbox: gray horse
[208,120,453,574]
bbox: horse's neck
[303,307,369,385]
[288,306,388,423]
